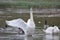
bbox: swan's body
[5,8,35,35]
[26,8,35,35]
[43,26,60,34]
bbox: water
[0,28,60,40]
[0,32,60,40]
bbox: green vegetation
[0,0,60,8]
[0,0,60,28]
[0,13,60,28]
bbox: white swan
[5,8,35,35]
[26,8,35,35]
[43,26,60,34]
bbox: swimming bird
[43,26,60,34]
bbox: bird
[43,26,60,34]
[5,8,35,35]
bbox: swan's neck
[30,8,33,21]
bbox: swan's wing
[5,18,28,31]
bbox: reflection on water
[0,34,33,40]
[24,36,33,40]
[44,35,59,40]
[0,33,60,40]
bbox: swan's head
[54,26,58,29]
[54,26,60,32]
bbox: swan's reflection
[10,35,33,40]
[24,36,33,40]
[44,35,59,40]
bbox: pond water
[0,32,60,40]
